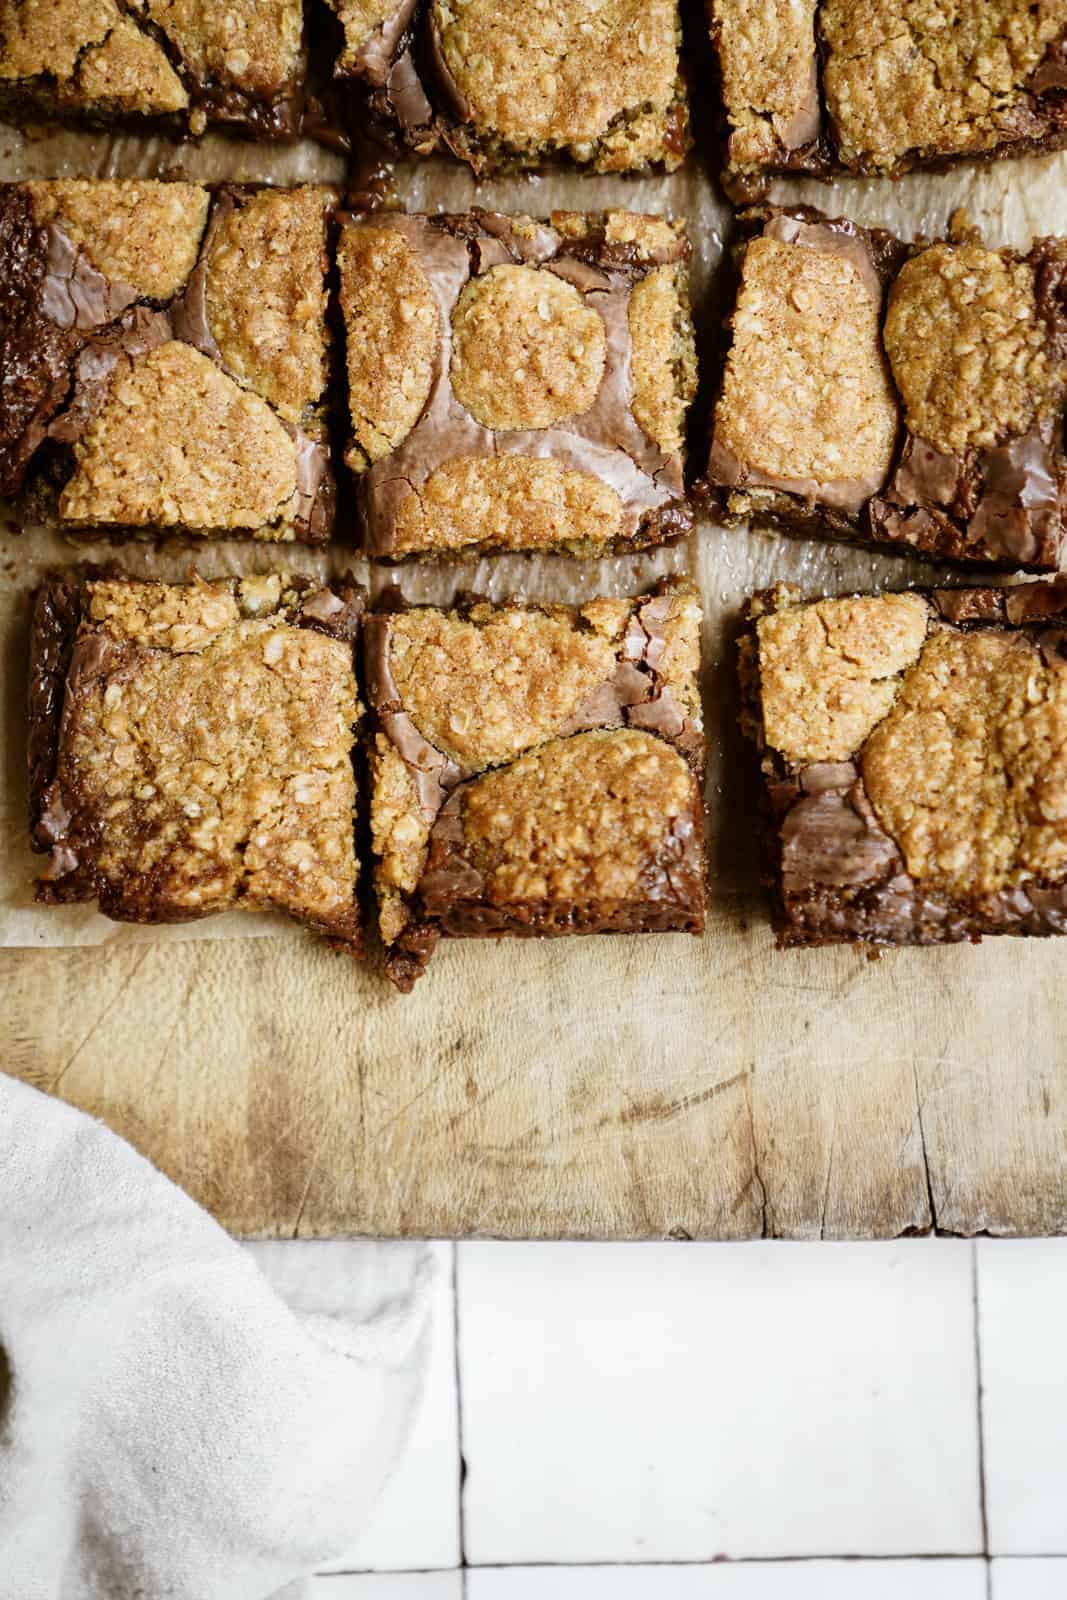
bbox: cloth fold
[0,1076,433,1600]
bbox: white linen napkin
[0,1075,434,1600]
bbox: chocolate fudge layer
[742,579,1067,947]
[707,208,1067,570]
[0,0,307,138]
[364,577,706,989]
[29,575,363,943]
[0,180,336,542]
[327,0,688,173]
[339,209,697,560]
[711,0,1067,199]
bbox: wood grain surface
[4,901,1064,1239]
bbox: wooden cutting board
[2,133,1066,1241]
[4,901,1065,1239]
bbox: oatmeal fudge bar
[741,578,1067,946]
[1,179,336,542]
[29,575,363,942]
[0,0,307,138]
[706,208,1067,570]
[339,209,697,560]
[710,0,1067,199]
[364,577,705,989]
[326,0,688,172]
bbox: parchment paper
[2,118,1066,947]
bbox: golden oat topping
[61,582,359,927]
[822,0,1067,170]
[431,0,683,166]
[205,187,331,424]
[386,606,621,767]
[712,0,820,168]
[60,341,297,533]
[450,264,606,431]
[628,263,696,455]
[385,456,624,557]
[864,627,1067,896]
[884,241,1061,454]
[713,234,898,500]
[459,729,696,904]
[74,17,189,113]
[339,224,439,471]
[0,0,120,80]
[129,0,303,95]
[757,593,930,764]
[28,180,209,302]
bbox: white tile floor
[254,1238,1067,1598]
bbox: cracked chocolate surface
[0,179,336,542]
[711,0,1067,197]
[364,576,705,989]
[708,207,1067,572]
[742,579,1067,947]
[339,208,695,559]
[28,575,364,943]
[0,0,307,138]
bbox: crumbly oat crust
[27,180,209,302]
[385,604,625,768]
[628,262,697,456]
[430,0,686,170]
[450,264,606,431]
[459,728,695,904]
[34,578,360,936]
[821,0,1066,171]
[385,456,624,557]
[59,340,297,534]
[74,16,189,113]
[339,223,439,472]
[884,240,1062,454]
[711,0,819,170]
[130,0,304,96]
[204,186,331,426]
[864,627,1067,896]
[369,733,426,926]
[756,593,930,764]
[0,0,119,80]
[713,232,898,502]
[87,577,240,651]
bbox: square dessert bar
[710,0,1067,199]
[0,0,307,138]
[0,179,336,542]
[327,0,689,173]
[707,208,1067,570]
[29,575,363,944]
[364,577,706,989]
[741,578,1067,947]
[338,209,697,560]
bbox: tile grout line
[452,1242,469,1573]
[971,1240,992,1571]
[455,1554,995,1570]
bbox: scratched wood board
[4,908,1066,1238]
[1,129,1066,1238]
